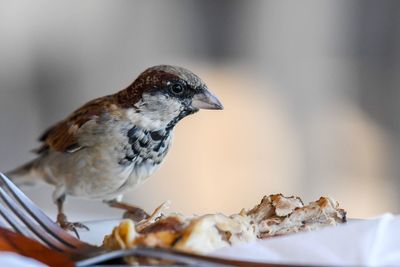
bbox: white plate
[77,219,122,246]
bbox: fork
[0,172,300,267]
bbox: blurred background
[1,0,400,221]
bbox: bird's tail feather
[5,159,42,186]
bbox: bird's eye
[170,83,185,95]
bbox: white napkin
[0,252,47,267]
[211,213,400,266]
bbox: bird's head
[116,65,223,130]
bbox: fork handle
[76,246,307,267]
[133,247,308,267]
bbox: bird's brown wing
[35,95,118,154]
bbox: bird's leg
[56,194,89,239]
[105,199,149,223]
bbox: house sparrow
[6,65,223,236]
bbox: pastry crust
[102,194,346,264]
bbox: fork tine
[0,172,86,248]
[0,201,31,236]
[0,172,87,248]
[0,215,6,228]
[0,186,68,251]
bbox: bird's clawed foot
[106,200,150,223]
[122,208,149,222]
[57,213,89,239]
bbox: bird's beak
[191,88,224,110]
